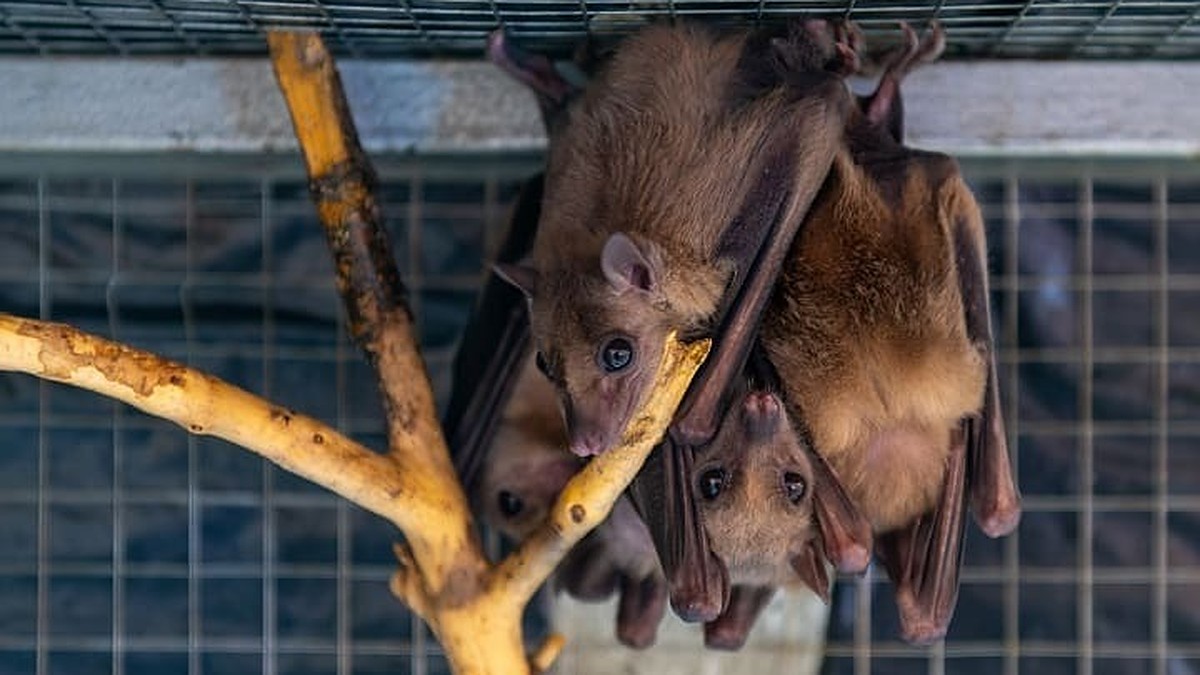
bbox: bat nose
[566,409,615,457]
[742,390,781,442]
[569,431,609,457]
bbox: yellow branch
[267,30,484,608]
[0,310,708,674]
[495,335,711,604]
[0,314,445,538]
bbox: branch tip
[530,633,566,673]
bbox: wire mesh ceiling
[0,0,1197,59]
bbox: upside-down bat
[494,18,1019,645]
[747,22,1020,643]
[492,19,871,627]
[442,171,670,648]
[687,344,870,649]
[464,23,868,644]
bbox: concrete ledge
[1,58,1196,157]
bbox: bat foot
[485,29,573,107]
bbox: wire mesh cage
[2,153,1199,675]
[1,1,1200,674]
[1,0,1199,59]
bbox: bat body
[501,21,850,458]
[495,20,867,627]
[696,24,1019,643]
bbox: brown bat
[493,19,865,625]
[442,170,670,648]
[749,22,1021,643]
[496,21,850,458]
[690,346,871,649]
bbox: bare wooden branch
[266,29,485,608]
[0,313,441,546]
[0,311,708,673]
[265,31,450,475]
[0,28,726,674]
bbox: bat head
[499,232,677,457]
[696,387,831,599]
[476,354,578,540]
[478,408,580,541]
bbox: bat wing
[806,436,873,575]
[627,438,730,623]
[672,89,844,448]
[443,174,543,496]
[874,170,1021,645]
[953,195,1022,538]
[703,585,776,651]
[875,422,968,645]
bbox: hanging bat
[442,170,670,649]
[750,22,1021,644]
[493,18,862,625]
[477,353,669,648]
[689,345,871,650]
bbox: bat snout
[569,428,613,457]
[741,391,782,442]
[566,407,620,456]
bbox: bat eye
[782,472,807,504]
[698,468,728,501]
[534,351,550,378]
[598,337,634,373]
[498,490,524,517]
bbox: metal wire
[0,0,1197,58]
[0,155,1198,674]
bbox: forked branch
[0,29,710,675]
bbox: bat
[496,20,850,458]
[493,18,860,625]
[752,22,1021,643]
[444,47,671,644]
[688,345,872,649]
[442,173,670,649]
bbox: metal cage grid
[0,154,1197,675]
[0,155,531,675]
[0,0,1198,59]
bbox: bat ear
[790,541,831,604]
[601,233,658,295]
[493,263,538,297]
